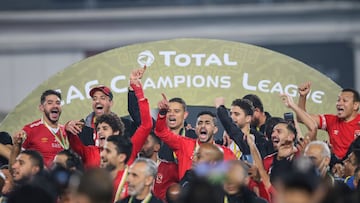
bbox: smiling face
[195,114,218,143]
[100,141,120,171]
[271,123,295,150]
[96,122,119,148]
[40,94,62,125]
[12,154,39,183]
[166,101,188,131]
[91,91,113,118]
[336,91,359,121]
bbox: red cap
[89,85,113,100]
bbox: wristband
[159,109,167,115]
[130,83,144,99]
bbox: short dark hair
[264,117,285,139]
[7,182,57,203]
[40,90,61,104]
[95,112,125,136]
[197,111,217,126]
[149,131,162,146]
[77,168,113,203]
[342,88,360,103]
[20,150,44,172]
[231,99,254,116]
[243,94,264,112]
[169,97,187,111]
[106,135,132,164]
[56,149,84,172]
[276,157,321,194]
[277,120,298,138]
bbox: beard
[199,134,213,143]
[139,149,154,159]
[103,163,116,172]
[44,109,60,124]
[128,181,145,196]
[251,119,260,128]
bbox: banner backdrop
[0,39,340,139]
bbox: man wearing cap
[66,84,136,146]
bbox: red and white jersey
[154,159,179,200]
[113,168,129,202]
[22,119,66,168]
[319,114,360,159]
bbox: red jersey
[154,159,179,200]
[22,119,66,168]
[263,153,276,174]
[248,179,273,203]
[67,132,100,169]
[113,169,129,201]
[319,114,360,159]
[67,88,152,169]
[155,115,236,179]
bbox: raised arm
[246,134,271,191]
[9,130,24,173]
[281,94,318,141]
[154,93,184,151]
[215,97,248,154]
[298,82,311,111]
[128,68,153,165]
[127,88,141,128]
[297,82,320,127]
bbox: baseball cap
[89,85,113,100]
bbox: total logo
[137,50,237,67]
[137,50,155,67]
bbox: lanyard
[114,166,129,203]
[128,193,152,203]
[224,196,228,203]
[230,142,242,159]
[42,117,69,149]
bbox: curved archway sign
[0,39,340,138]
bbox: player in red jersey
[66,68,152,170]
[139,132,179,200]
[102,69,152,202]
[66,112,124,169]
[155,93,236,179]
[298,82,360,159]
[11,90,67,168]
